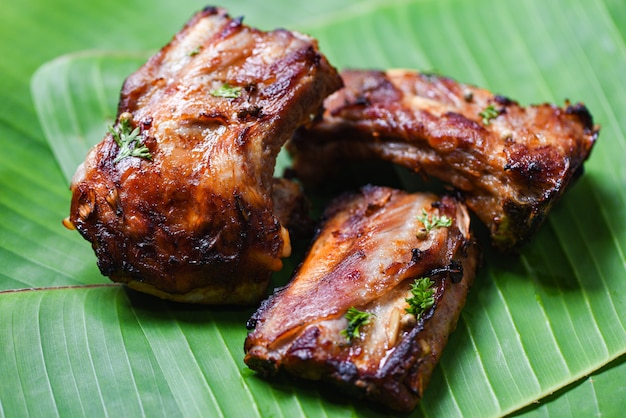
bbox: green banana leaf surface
[2,0,626,416]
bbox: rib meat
[66,7,342,304]
[288,69,598,250]
[244,185,479,412]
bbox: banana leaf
[2,0,625,416]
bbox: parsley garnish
[417,208,452,232]
[109,114,151,163]
[210,83,242,99]
[189,46,202,56]
[341,307,373,341]
[422,69,441,81]
[405,277,435,320]
[479,104,499,125]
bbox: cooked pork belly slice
[67,7,342,304]
[288,69,598,250]
[244,186,479,412]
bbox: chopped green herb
[189,46,202,56]
[422,69,441,81]
[405,277,435,320]
[109,114,151,164]
[479,104,499,125]
[417,208,452,233]
[210,83,242,99]
[341,307,373,341]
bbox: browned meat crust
[244,186,479,411]
[271,177,314,239]
[67,7,342,304]
[288,69,598,250]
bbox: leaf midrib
[0,283,122,296]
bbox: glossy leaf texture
[2,0,625,416]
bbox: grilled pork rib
[289,69,598,250]
[67,7,342,304]
[244,186,479,412]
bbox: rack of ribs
[66,7,342,304]
[288,69,598,250]
[245,185,479,411]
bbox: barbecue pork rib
[66,7,342,304]
[244,186,479,412]
[288,69,598,250]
